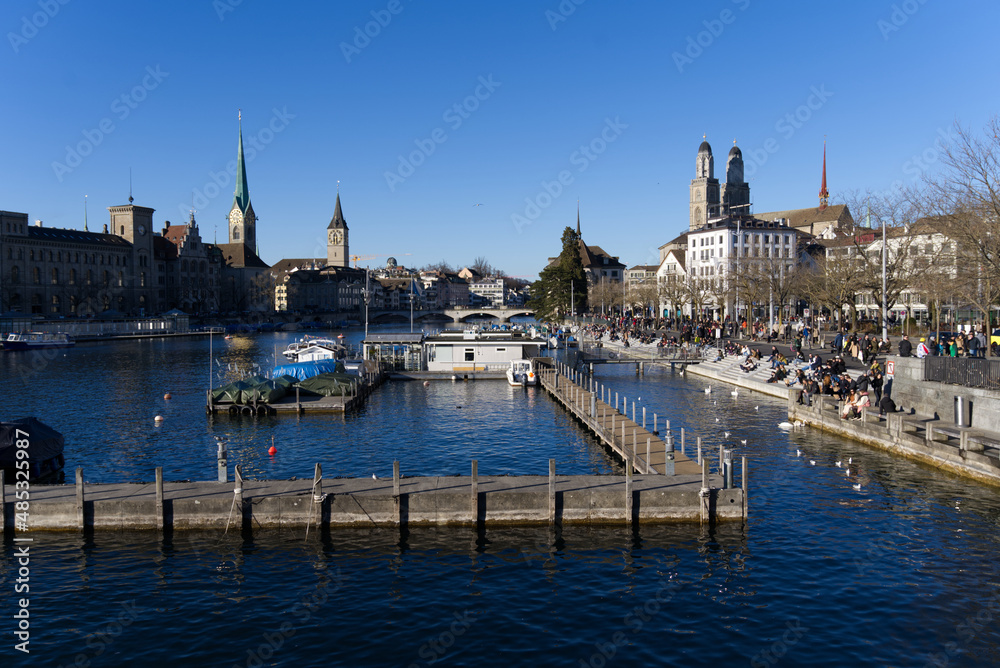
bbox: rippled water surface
[3,331,1000,666]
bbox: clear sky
[3,0,999,279]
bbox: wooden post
[616,392,619,411]
[697,437,702,465]
[625,464,633,524]
[0,470,5,533]
[471,460,478,524]
[681,428,686,456]
[742,456,748,520]
[653,413,658,435]
[155,467,164,531]
[646,438,651,474]
[642,406,646,431]
[591,394,596,419]
[632,402,635,423]
[75,467,85,531]
[700,459,710,523]
[393,460,401,527]
[548,459,556,524]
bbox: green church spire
[233,109,251,215]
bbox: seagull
[853,483,862,491]
[705,387,712,394]
[741,439,747,445]
[810,460,816,466]
[473,203,484,206]
[835,461,842,468]
[845,468,851,476]
[754,406,759,411]
[725,432,731,438]
[731,389,739,397]
[796,449,802,457]
[848,457,852,464]
[372,473,378,480]
[716,418,720,422]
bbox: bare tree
[657,274,687,320]
[470,256,493,276]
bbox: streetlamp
[882,215,888,342]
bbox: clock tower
[228,111,256,248]
[326,191,349,267]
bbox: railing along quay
[538,363,745,492]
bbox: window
[11,266,19,283]
[51,268,59,284]
[50,295,60,313]
[464,349,475,362]
[33,267,40,284]
[140,271,146,287]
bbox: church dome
[698,140,712,154]
[729,145,742,158]
[386,257,397,269]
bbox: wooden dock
[538,365,706,477]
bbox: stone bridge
[368,307,535,324]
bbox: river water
[3,329,1000,666]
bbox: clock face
[229,209,242,225]
[330,230,342,244]
[137,225,146,235]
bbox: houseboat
[282,336,347,363]
[362,329,542,378]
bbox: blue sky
[3,0,999,278]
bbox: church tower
[227,111,256,248]
[326,191,349,267]
[689,138,720,230]
[721,142,750,215]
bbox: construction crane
[351,253,412,268]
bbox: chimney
[34,219,42,227]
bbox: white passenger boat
[2,332,75,351]
[281,337,347,362]
[506,359,537,386]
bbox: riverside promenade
[584,336,1000,487]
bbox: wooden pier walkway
[539,366,704,476]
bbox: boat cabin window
[464,348,475,361]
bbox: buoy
[164,393,172,400]
[154,415,164,422]
[268,445,277,455]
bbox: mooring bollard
[155,467,164,531]
[625,465,633,524]
[549,459,556,524]
[724,449,734,489]
[471,460,478,523]
[217,440,228,483]
[76,467,85,531]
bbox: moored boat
[282,336,348,362]
[506,359,537,386]
[2,331,75,351]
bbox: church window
[87,270,93,285]
[11,266,19,283]
[69,269,76,284]
[51,268,59,284]
[233,227,240,241]
[33,267,40,284]
[140,272,146,287]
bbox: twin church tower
[688,138,750,230]
[225,112,349,268]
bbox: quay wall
[788,395,1000,488]
[887,356,1000,433]
[1,475,745,533]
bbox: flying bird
[835,461,842,468]
[473,203,484,206]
